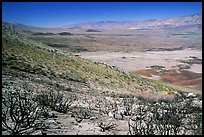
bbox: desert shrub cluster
[2,86,202,135]
[127,92,202,135]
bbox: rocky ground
[2,67,202,135]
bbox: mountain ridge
[3,13,202,31]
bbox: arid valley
[2,11,202,135]
[27,14,202,92]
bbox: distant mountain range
[63,13,202,31]
[3,13,202,32]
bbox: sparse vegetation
[128,93,202,135]
[58,32,73,35]
[2,25,175,93]
[145,46,183,51]
[148,65,165,70]
[177,57,202,65]
[34,90,77,113]
[98,122,116,132]
[2,23,202,135]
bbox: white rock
[108,111,115,118]
[90,117,97,120]
[147,112,154,117]
[192,100,202,107]
[117,109,125,115]
[163,110,168,113]
[55,103,60,107]
[186,93,196,98]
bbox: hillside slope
[2,24,175,95]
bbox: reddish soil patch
[160,70,202,87]
[133,69,202,90]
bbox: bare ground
[76,48,202,73]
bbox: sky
[2,2,202,28]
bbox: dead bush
[34,89,77,113]
[2,89,43,135]
[98,122,116,132]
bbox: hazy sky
[2,2,202,28]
